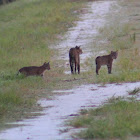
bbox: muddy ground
[0,0,140,140]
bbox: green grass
[70,98,140,139]
[87,15,140,83]
[0,0,81,73]
[0,0,88,128]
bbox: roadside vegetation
[70,97,140,140]
[0,0,90,129]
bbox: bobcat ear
[76,46,80,49]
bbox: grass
[0,0,90,129]
[0,0,80,73]
[85,0,140,84]
[70,98,140,140]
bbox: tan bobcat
[69,46,83,74]
[18,62,50,76]
[95,51,118,75]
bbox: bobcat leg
[107,64,112,74]
[78,64,80,74]
[70,60,74,74]
[96,65,100,75]
[75,62,77,74]
[41,71,45,77]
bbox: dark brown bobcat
[69,46,83,74]
[17,62,50,76]
[95,51,118,75]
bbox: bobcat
[69,46,82,74]
[95,51,118,75]
[17,62,50,76]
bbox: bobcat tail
[95,58,98,65]
[95,56,100,65]
[95,60,97,65]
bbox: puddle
[1,82,140,140]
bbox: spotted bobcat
[18,62,50,76]
[69,46,82,74]
[95,51,118,75]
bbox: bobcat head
[110,51,118,59]
[75,46,83,54]
[43,62,50,70]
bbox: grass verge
[70,97,140,140]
